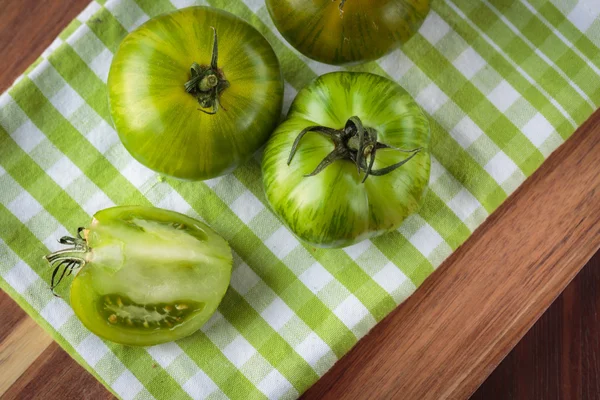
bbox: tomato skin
[262,72,430,248]
[108,7,284,180]
[266,0,430,65]
[68,206,232,346]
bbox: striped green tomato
[108,7,284,180]
[262,72,430,248]
[265,0,430,66]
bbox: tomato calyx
[287,116,422,182]
[184,27,230,115]
[45,227,89,297]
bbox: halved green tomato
[46,206,232,346]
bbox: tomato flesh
[69,206,232,346]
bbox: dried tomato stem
[44,228,89,297]
[184,27,229,115]
[288,116,422,182]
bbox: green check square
[29,139,63,170]
[0,175,22,205]
[0,99,28,134]
[520,13,551,48]
[282,246,313,277]
[316,280,350,311]
[501,169,527,194]
[278,316,312,348]
[29,66,65,99]
[467,135,500,166]
[248,209,281,241]
[355,246,389,276]
[240,353,272,384]
[471,65,503,95]
[69,28,107,63]
[436,31,469,61]
[539,131,564,157]
[244,281,277,313]
[96,354,127,384]
[167,354,201,384]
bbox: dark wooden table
[1,1,599,399]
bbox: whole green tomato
[45,206,232,346]
[108,7,284,180]
[262,72,430,248]
[266,0,430,65]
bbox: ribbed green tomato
[262,72,430,248]
[108,7,284,180]
[266,0,430,65]
[45,206,232,346]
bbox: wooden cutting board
[1,1,599,399]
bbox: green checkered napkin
[1,0,599,398]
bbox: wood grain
[0,1,599,399]
[2,342,114,400]
[0,0,90,92]
[0,317,54,393]
[472,251,600,400]
[303,111,600,399]
[304,112,600,399]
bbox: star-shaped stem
[184,27,230,115]
[288,116,422,182]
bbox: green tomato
[266,0,430,66]
[45,206,232,346]
[262,72,430,248]
[108,7,284,180]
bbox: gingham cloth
[1,0,599,399]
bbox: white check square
[257,370,294,400]
[453,47,486,79]
[409,224,444,258]
[222,336,256,368]
[147,342,183,368]
[112,370,144,400]
[295,332,331,367]
[451,116,483,149]
[3,260,39,294]
[419,12,451,45]
[47,156,82,189]
[11,119,45,153]
[484,152,519,185]
[299,263,334,294]
[373,263,408,294]
[40,297,74,330]
[334,295,369,330]
[182,370,219,400]
[261,298,294,331]
[77,334,109,367]
[7,192,42,223]
[447,189,481,221]
[522,113,554,147]
[488,80,520,112]
[230,191,264,224]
